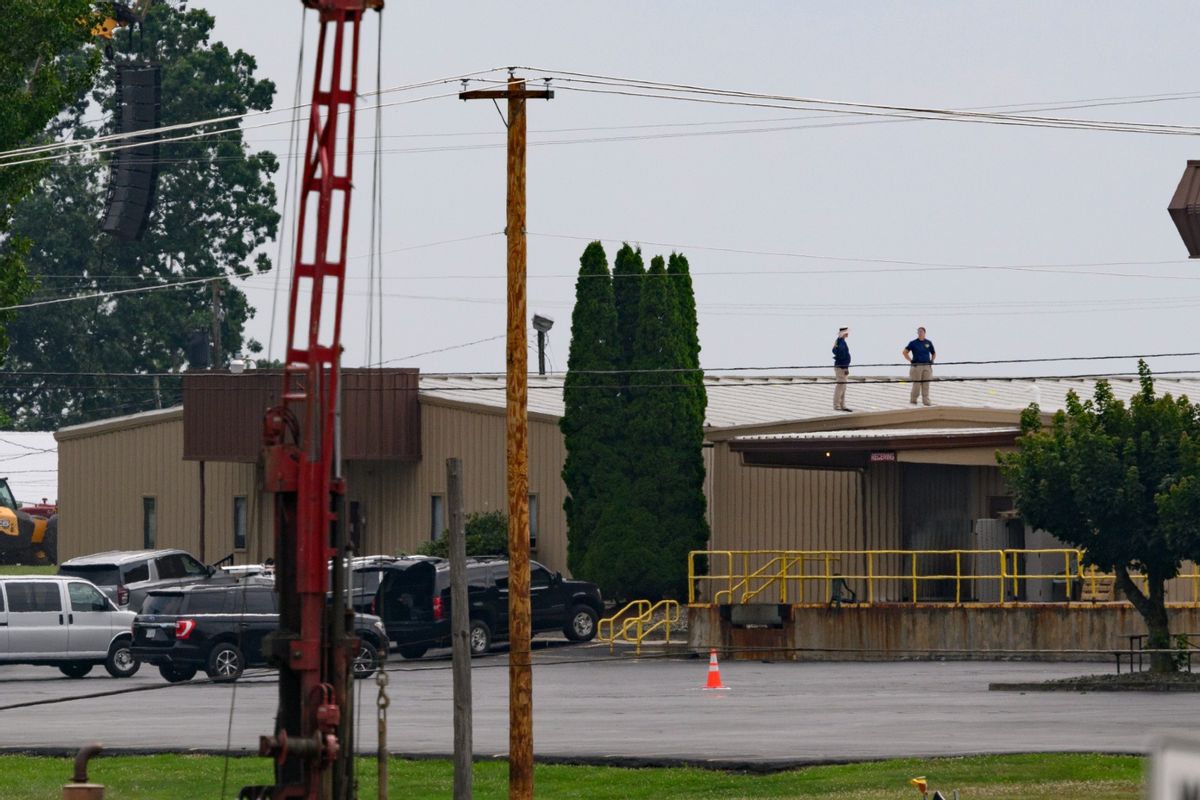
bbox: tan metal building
[54,370,571,571]
[54,371,1200,592]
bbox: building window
[233,496,247,551]
[430,495,444,541]
[528,493,538,550]
[143,497,157,549]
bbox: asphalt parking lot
[0,643,1194,767]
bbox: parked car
[131,580,389,682]
[365,555,603,659]
[0,575,139,678]
[58,548,230,611]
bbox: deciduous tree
[0,1,101,362]
[2,3,278,428]
[999,362,1200,672]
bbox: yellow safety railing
[599,600,650,643]
[687,548,1200,606]
[598,599,681,656]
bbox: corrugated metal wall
[707,448,1018,603]
[56,412,258,563]
[328,399,571,573]
[56,400,572,574]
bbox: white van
[0,576,140,678]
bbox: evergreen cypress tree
[608,255,711,599]
[559,242,623,578]
[668,252,707,419]
[612,244,645,388]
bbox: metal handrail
[600,599,681,656]
[598,599,651,645]
[687,548,1200,606]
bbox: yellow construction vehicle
[0,478,56,565]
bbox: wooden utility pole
[459,74,552,800]
[446,458,472,800]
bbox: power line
[525,232,1194,277]
[519,68,1200,137]
[3,350,1200,380]
[0,88,478,170]
[5,368,1200,391]
[0,68,511,165]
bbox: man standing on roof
[832,327,852,412]
[903,326,936,406]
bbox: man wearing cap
[832,327,852,412]
[903,326,936,406]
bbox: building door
[5,581,65,657]
[66,581,117,658]
[901,464,970,601]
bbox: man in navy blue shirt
[903,326,936,406]
[832,326,851,412]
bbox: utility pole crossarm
[458,89,554,101]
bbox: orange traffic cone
[702,648,730,690]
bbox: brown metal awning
[729,428,1019,469]
[182,369,421,462]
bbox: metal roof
[735,427,1021,442]
[417,373,1200,430]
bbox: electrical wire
[4,349,1200,379]
[519,67,1200,136]
[0,68,512,164]
[524,232,1193,275]
[266,9,308,363]
[101,87,1200,148]
[10,370,1200,396]
[0,87,478,170]
[0,276,225,313]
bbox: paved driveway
[0,646,1190,766]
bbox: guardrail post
[1064,551,1073,604]
[997,550,1006,607]
[691,554,700,604]
[911,554,918,606]
[955,552,962,604]
[867,554,875,604]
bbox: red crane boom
[246,2,382,798]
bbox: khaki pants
[909,363,933,404]
[833,367,849,409]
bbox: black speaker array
[100,64,161,241]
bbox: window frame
[430,494,445,541]
[143,496,157,549]
[528,493,539,550]
[233,495,248,551]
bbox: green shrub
[417,510,508,558]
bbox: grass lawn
[0,564,55,575]
[0,752,1143,799]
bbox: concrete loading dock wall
[687,604,1200,662]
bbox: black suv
[131,581,389,682]
[361,556,603,659]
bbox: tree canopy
[999,362,1200,671]
[1,3,278,428]
[0,1,102,360]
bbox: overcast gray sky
[195,2,1200,382]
